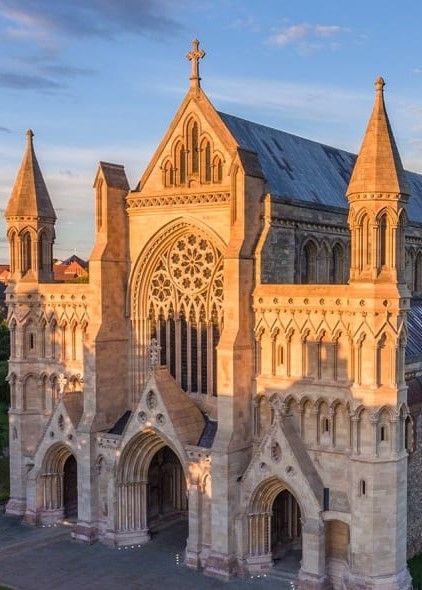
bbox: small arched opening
[248,477,302,575]
[40,444,78,524]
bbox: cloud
[0,71,63,90]
[0,1,183,46]
[0,126,11,134]
[271,22,348,51]
[40,64,96,78]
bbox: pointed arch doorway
[247,478,302,575]
[116,431,188,546]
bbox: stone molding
[126,191,230,210]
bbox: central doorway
[147,445,187,529]
[63,454,78,519]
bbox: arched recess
[116,430,187,540]
[39,443,77,521]
[21,230,33,273]
[129,219,226,400]
[332,242,345,284]
[247,477,302,566]
[325,519,350,586]
[301,240,318,284]
[8,228,17,273]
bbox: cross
[186,39,205,89]
[58,373,68,396]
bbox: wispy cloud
[0,1,184,46]
[0,71,63,90]
[270,23,349,53]
[0,126,11,134]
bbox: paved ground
[0,516,297,590]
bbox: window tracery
[163,119,224,187]
[146,231,223,396]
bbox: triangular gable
[137,87,239,193]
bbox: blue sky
[0,0,422,261]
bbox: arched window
[301,241,317,283]
[213,156,223,183]
[175,143,186,185]
[360,213,371,270]
[319,242,330,283]
[9,231,17,273]
[379,213,387,268]
[179,146,186,184]
[163,160,174,187]
[332,243,344,284]
[22,232,32,273]
[145,230,223,397]
[203,142,211,182]
[191,122,199,174]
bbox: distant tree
[0,320,10,362]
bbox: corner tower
[5,130,56,282]
[347,77,409,284]
[346,78,412,590]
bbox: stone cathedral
[5,40,422,589]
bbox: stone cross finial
[148,338,162,375]
[186,39,205,88]
[58,373,68,396]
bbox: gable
[138,89,237,195]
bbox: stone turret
[5,130,56,282]
[347,77,409,283]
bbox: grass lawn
[409,554,422,587]
[0,397,9,503]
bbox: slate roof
[108,410,132,435]
[218,112,422,223]
[198,416,218,448]
[406,302,422,364]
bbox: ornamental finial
[186,39,205,89]
[375,75,385,94]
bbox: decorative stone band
[126,191,230,210]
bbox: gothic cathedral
[5,41,422,590]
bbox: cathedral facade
[5,42,422,589]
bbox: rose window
[168,234,216,296]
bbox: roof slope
[5,130,56,220]
[218,112,422,223]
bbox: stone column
[185,483,202,569]
[297,518,329,590]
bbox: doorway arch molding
[115,428,189,541]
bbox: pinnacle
[346,76,409,197]
[4,129,56,220]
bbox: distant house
[53,255,88,282]
[0,265,10,285]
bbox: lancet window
[162,118,224,187]
[144,231,223,396]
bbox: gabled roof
[218,112,422,223]
[95,161,129,191]
[5,130,56,220]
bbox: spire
[5,129,56,220]
[346,76,409,197]
[186,39,205,89]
